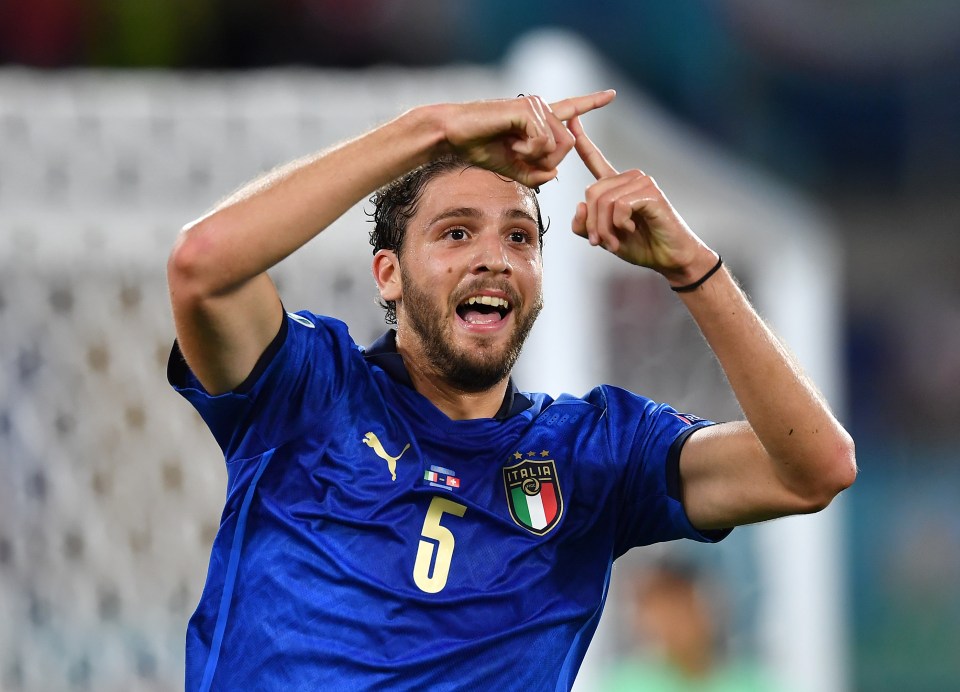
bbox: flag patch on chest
[503,455,563,535]
[424,465,461,490]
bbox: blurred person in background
[604,559,781,692]
[166,90,856,690]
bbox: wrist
[409,103,459,161]
[366,105,451,181]
[663,249,722,291]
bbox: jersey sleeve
[598,386,731,556]
[167,311,359,460]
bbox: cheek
[521,259,543,287]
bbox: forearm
[176,106,446,296]
[678,263,857,501]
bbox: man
[167,90,856,691]
[603,560,781,692]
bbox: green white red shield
[503,458,563,535]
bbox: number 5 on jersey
[413,496,467,594]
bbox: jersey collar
[363,330,532,420]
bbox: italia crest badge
[503,453,563,536]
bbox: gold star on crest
[540,450,550,457]
[513,451,523,460]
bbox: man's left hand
[568,116,716,287]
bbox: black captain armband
[670,255,723,293]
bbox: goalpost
[0,30,849,692]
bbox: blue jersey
[168,311,728,691]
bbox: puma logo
[362,432,410,481]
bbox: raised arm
[568,117,856,529]
[167,91,615,395]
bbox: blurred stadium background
[2,2,960,691]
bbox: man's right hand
[437,90,616,188]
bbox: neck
[396,339,510,421]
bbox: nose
[472,232,511,274]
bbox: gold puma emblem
[362,432,410,481]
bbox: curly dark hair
[368,154,547,324]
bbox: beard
[399,268,542,393]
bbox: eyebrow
[428,206,538,226]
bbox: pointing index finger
[548,89,616,122]
[568,115,619,180]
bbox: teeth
[465,296,510,309]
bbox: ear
[373,249,402,302]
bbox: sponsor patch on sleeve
[670,412,707,426]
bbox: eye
[509,229,533,244]
[445,227,467,241]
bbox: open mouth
[455,295,511,325]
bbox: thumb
[571,202,588,238]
